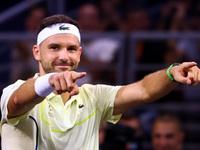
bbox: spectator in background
[118,113,143,150]
[76,3,120,85]
[156,0,191,31]
[77,3,103,32]
[119,6,168,81]
[24,6,48,33]
[119,7,150,33]
[173,1,200,101]
[175,1,200,63]
[119,6,168,64]
[10,6,48,82]
[96,0,121,31]
[156,0,198,65]
[103,112,143,150]
[151,113,185,150]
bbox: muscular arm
[113,62,199,115]
[7,78,43,118]
[7,71,86,118]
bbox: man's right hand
[49,71,86,96]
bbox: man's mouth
[55,65,71,69]
[53,61,74,71]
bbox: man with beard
[1,14,200,150]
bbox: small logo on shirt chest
[78,104,84,109]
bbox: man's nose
[159,138,168,147]
[59,49,70,61]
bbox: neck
[53,91,71,104]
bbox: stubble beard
[41,60,78,74]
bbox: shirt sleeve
[0,80,29,127]
[86,84,122,124]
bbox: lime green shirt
[1,77,121,150]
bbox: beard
[41,59,78,74]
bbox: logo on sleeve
[59,25,70,30]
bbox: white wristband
[34,73,56,97]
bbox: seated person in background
[103,112,143,150]
[151,113,185,150]
[76,3,120,85]
[11,6,47,82]
[118,113,143,150]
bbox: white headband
[37,23,81,45]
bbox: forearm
[7,78,44,118]
[114,69,177,115]
[140,62,199,101]
[114,62,198,115]
[7,71,86,117]
[141,69,177,102]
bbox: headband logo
[59,25,70,30]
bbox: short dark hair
[37,14,80,34]
[154,112,183,131]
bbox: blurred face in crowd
[33,33,82,75]
[77,4,102,32]
[26,8,47,32]
[152,121,184,150]
[118,116,142,136]
[127,10,150,31]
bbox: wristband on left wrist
[167,63,181,82]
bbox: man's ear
[79,46,82,55]
[77,46,82,63]
[33,45,40,61]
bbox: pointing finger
[71,72,87,81]
[182,62,197,70]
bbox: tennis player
[1,14,200,150]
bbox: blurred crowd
[99,111,186,150]
[1,0,199,84]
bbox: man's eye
[68,47,76,51]
[51,46,58,49]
